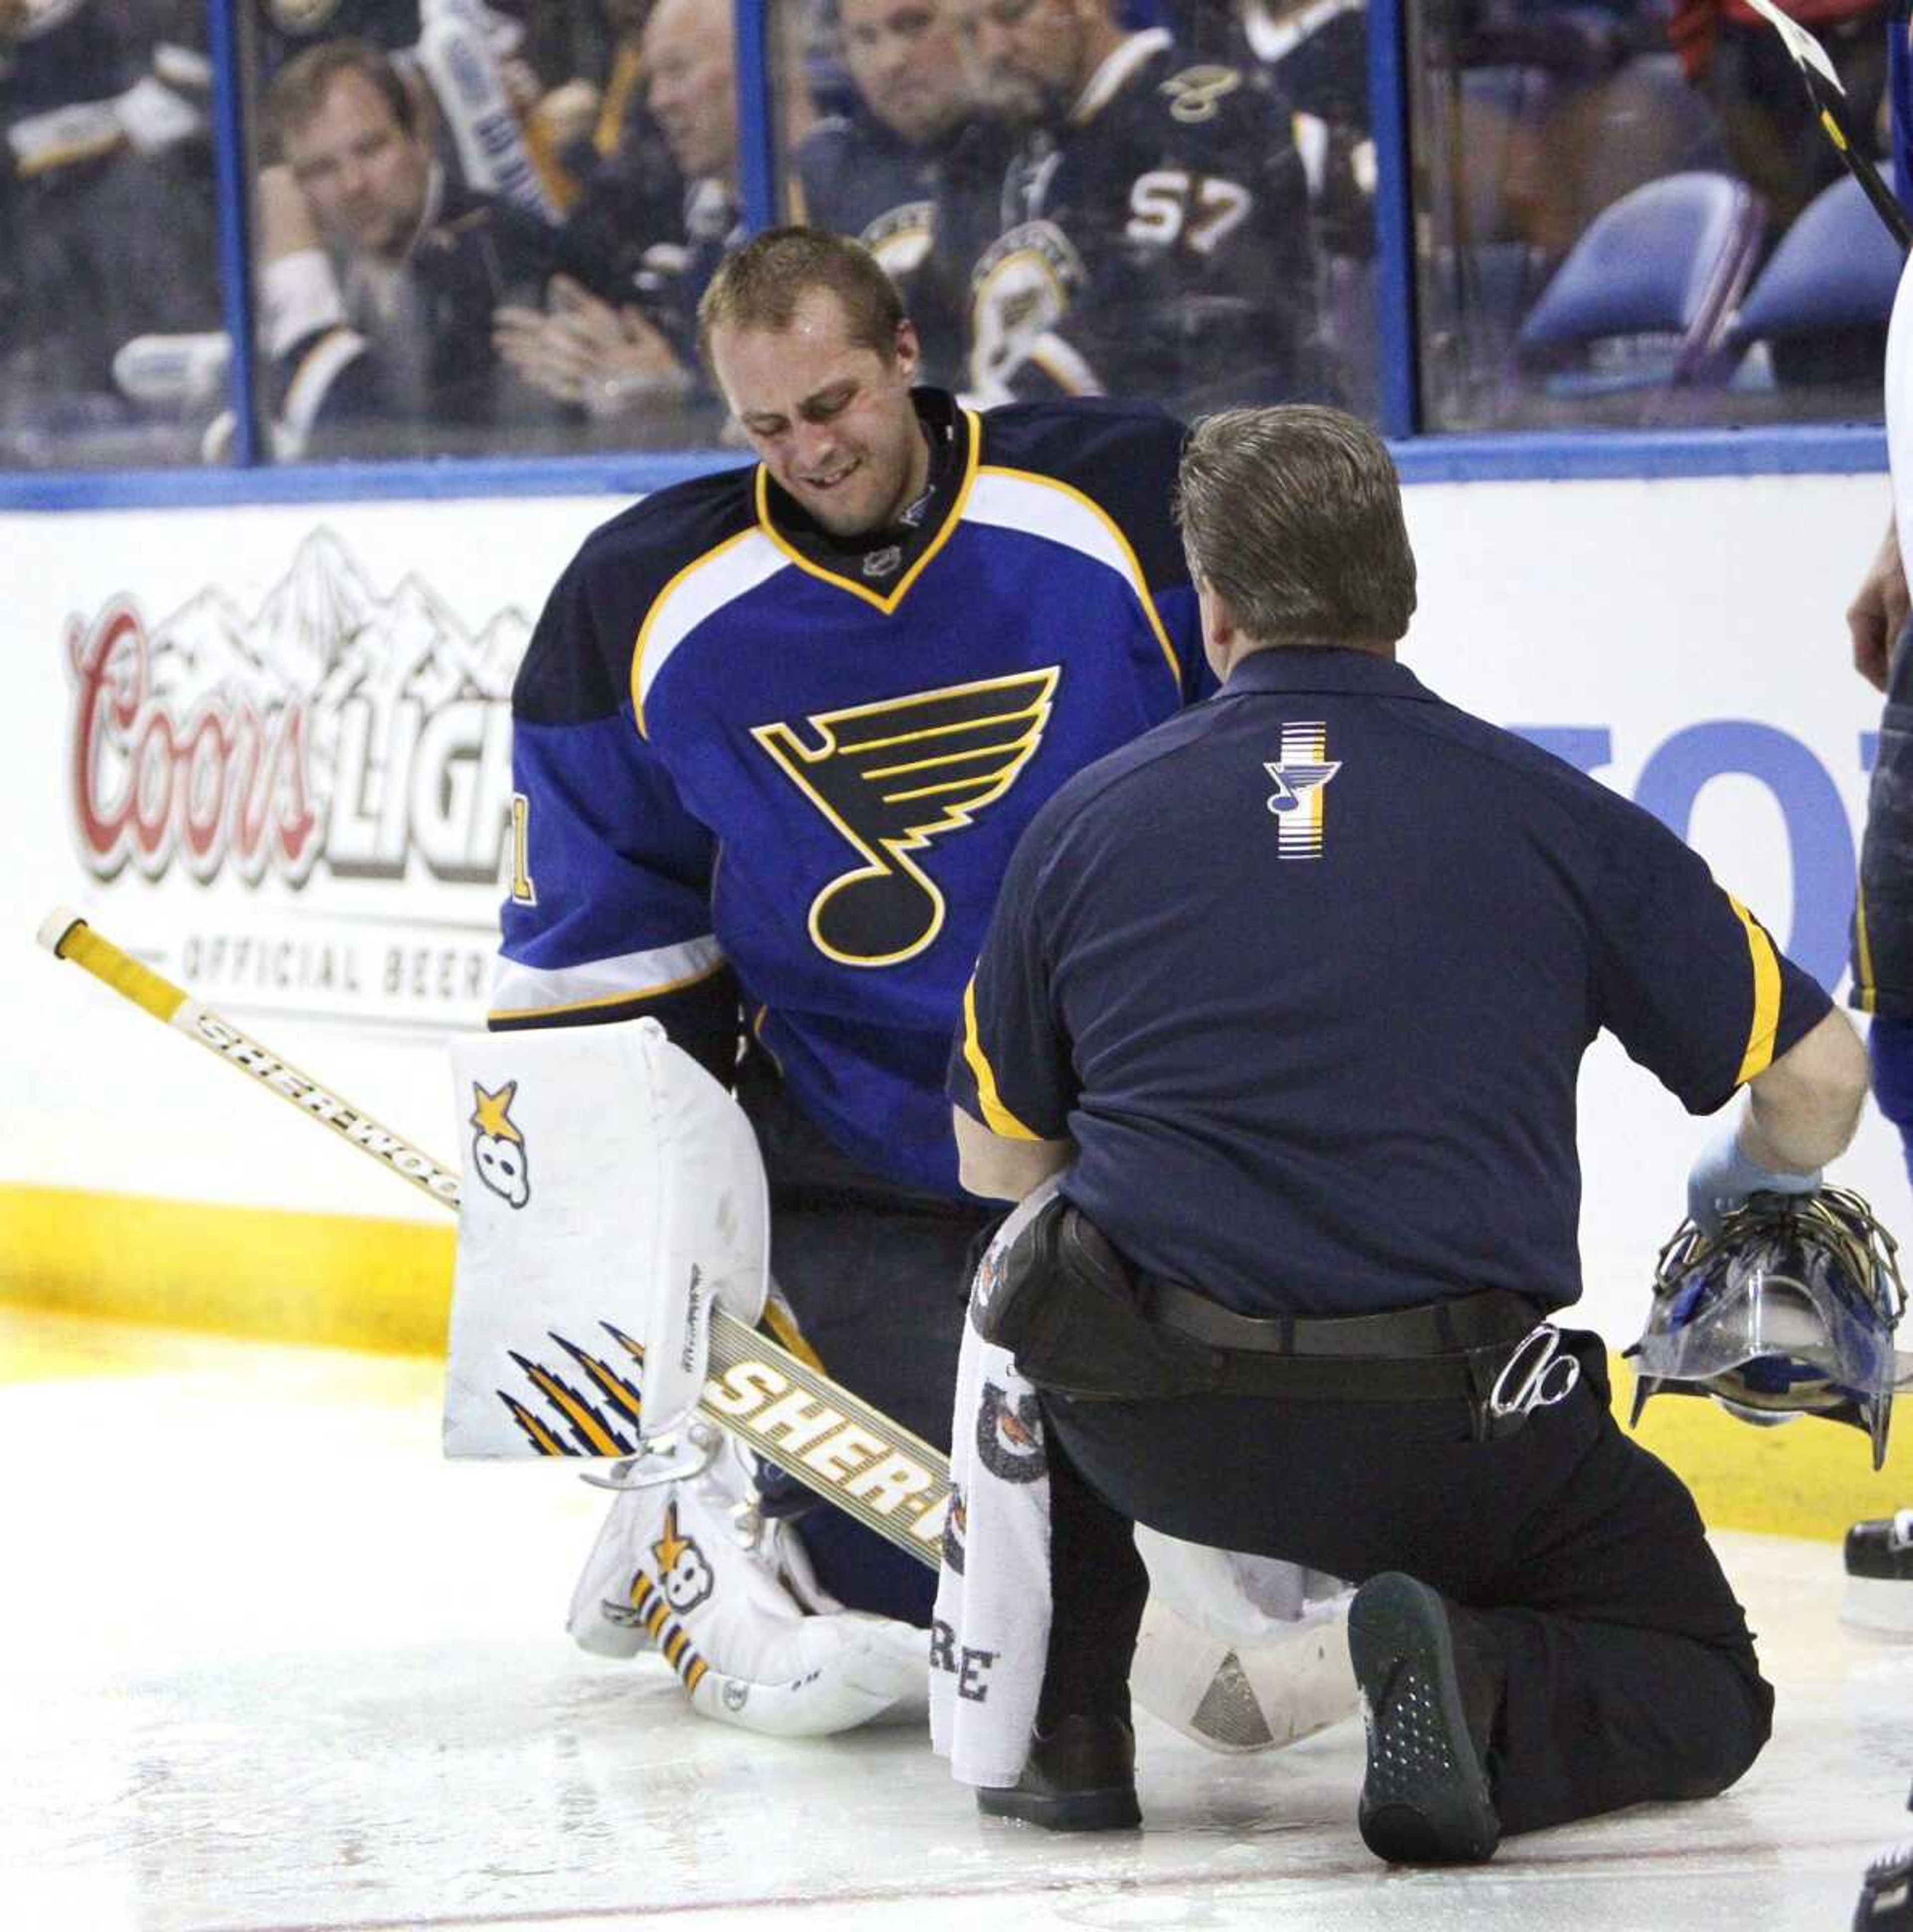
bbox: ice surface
[2,1307,1907,1932]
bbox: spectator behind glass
[1409,1,1740,430]
[1179,1,1377,414]
[256,3,605,234]
[0,0,222,467]
[494,0,815,440]
[257,36,571,458]
[514,0,668,221]
[255,0,421,74]
[797,0,1015,389]
[541,1,687,303]
[1670,1,1890,235]
[1429,3,1730,259]
[958,0,1320,416]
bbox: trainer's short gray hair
[1175,406,1417,648]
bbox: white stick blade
[1742,0,1845,92]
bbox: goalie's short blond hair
[697,227,907,372]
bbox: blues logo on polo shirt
[1263,722,1341,859]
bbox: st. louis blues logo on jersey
[1264,722,1341,859]
[752,668,1061,967]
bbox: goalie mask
[1627,1186,1906,1469]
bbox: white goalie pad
[444,1016,769,1454]
[569,1426,929,1737]
[1131,1528,1357,1754]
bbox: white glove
[1685,1112,1820,1237]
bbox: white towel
[929,1180,1060,1790]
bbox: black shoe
[1847,1515,1913,1582]
[1843,1514,1913,1636]
[1349,1572,1501,1865]
[976,1714,1140,1831]
[1855,1842,1913,1928]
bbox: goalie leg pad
[1130,1528,1357,1754]
[685,1611,930,1738]
[568,1427,928,1736]
[449,1016,769,1449]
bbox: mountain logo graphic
[65,527,532,891]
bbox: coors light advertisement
[65,527,532,1031]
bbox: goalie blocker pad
[445,1016,769,1449]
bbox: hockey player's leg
[753,1168,982,1624]
[1129,1528,1357,1753]
[754,1464,940,1626]
[567,1424,928,1738]
[1839,1020,1913,1632]
[1843,661,1913,1631]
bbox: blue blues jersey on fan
[971,27,1317,413]
[494,389,1202,1198]
[798,106,1016,388]
[1236,0,1373,261]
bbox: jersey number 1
[510,792,537,906]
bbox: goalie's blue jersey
[495,392,1202,1197]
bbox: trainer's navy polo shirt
[949,646,1831,1318]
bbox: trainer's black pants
[1039,1335,1774,1838]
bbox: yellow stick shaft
[45,912,190,1027]
[36,908,951,1555]
[38,908,462,1209]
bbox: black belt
[1138,1280,1541,1357]
[1132,1278,1546,1404]
[979,1194,1567,1425]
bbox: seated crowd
[0,0,1897,468]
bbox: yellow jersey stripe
[487,949,725,1027]
[750,1002,788,1078]
[1727,894,1784,1085]
[1853,881,1878,1015]
[971,464,1182,689]
[751,407,983,614]
[762,1294,827,1373]
[632,526,773,736]
[961,977,1042,1140]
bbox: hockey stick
[35,908,950,1568]
[1743,0,1913,253]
